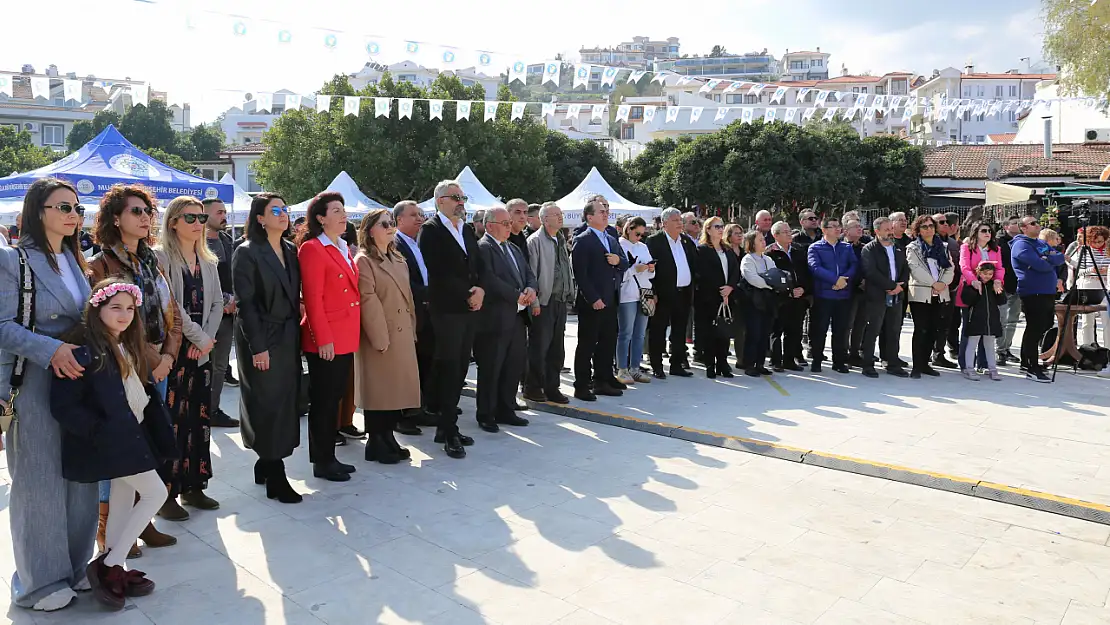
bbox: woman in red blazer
[297,191,360,482]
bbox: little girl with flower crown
[49,278,177,610]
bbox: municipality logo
[109,154,158,178]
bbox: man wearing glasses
[418,181,484,458]
[1010,215,1065,382]
[929,213,959,369]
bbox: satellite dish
[986,158,1003,181]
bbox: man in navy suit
[393,200,435,434]
[571,197,628,401]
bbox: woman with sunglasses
[694,216,740,378]
[297,191,359,482]
[88,184,183,555]
[151,197,224,516]
[616,216,654,386]
[352,209,419,463]
[232,193,303,503]
[955,221,1004,371]
[0,178,97,612]
[905,215,955,378]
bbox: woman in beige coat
[354,209,420,464]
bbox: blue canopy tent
[0,125,232,222]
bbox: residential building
[539,101,610,138]
[0,64,188,151]
[217,89,308,146]
[654,50,779,81]
[218,143,267,193]
[780,49,831,82]
[348,61,500,100]
[579,47,647,69]
[1011,80,1110,144]
[620,36,680,63]
[909,66,1056,144]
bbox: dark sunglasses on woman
[129,205,155,216]
[44,202,85,216]
[179,214,210,224]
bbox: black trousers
[694,300,730,370]
[812,298,851,366]
[744,309,773,368]
[363,409,400,435]
[946,291,961,352]
[1020,294,1056,373]
[414,305,438,414]
[933,301,955,357]
[771,296,807,366]
[526,301,568,395]
[862,298,903,367]
[910,301,944,372]
[648,286,692,370]
[574,300,619,390]
[430,311,478,430]
[848,294,868,356]
[475,315,527,422]
[305,352,353,465]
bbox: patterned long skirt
[161,356,213,496]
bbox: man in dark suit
[646,207,698,378]
[859,216,910,378]
[475,207,537,431]
[393,200,433,434]
[571,197,628,401]
[417,181,484,459]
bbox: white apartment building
[579,47,647,70]
[0,64,188,151]
[348,61,500,100]
[620,36,680,63]
[780,49,831,82]
[1012,81,1110,144]
[217,89,310,146]
[539,101,610,139]
[909,66,1056,144]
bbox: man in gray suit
[474,207,538,432]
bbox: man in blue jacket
[807,216,858,373]
[1010,215,1065,382]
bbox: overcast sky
[1,0,1045,123]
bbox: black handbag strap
[10,247,36,390]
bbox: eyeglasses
[44,202,85,216]
[978,228,991,234]
[442,194,468,203]
[801,216,817,221]
[377,219,396,229]
[270,206,290,216]
[492,220,512,228]
[178,213,210,225]
[935,220,947,225]
[128,206,155,216]
[710,224,724,230]
[920,223,936,229]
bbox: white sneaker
[1100,366,1110,379]
[963,369,981,381]
[32,587,76,611]
[631,370,652,384]
[71,576,91,592]
[615,368,635,385]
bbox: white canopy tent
[555,167,661,228]
[418,166,504,218]
[288,171,387,218]
[219,173,254,226]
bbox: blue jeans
[100,376,169,503]
[956,307,989,370]
[617,302,648,370]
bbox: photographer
[1066,226,1110,348]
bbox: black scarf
[106,243,168,345]
[918,236,952,270]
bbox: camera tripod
[1051,241,1110,381]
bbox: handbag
[713,301,735,338]
[1,248,35,441]
[632,272,656,317]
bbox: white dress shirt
[668,233,691,288]
[396,231,428,285]
[317,232,353,268]
[439,211,468,253]
[883,243,897,281]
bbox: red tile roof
[924,143,1110,179]
[988,133,1016,144]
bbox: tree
[185,123,226,161]
[709,45,729,58]
[1044,0,1110,98]
[144,147,196,174]
[858,135,925,209]
[624,137,688,204]
[66,109,122,151]
[544,131,636,200]
[0,126,58,177]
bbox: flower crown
[90,283,143,308]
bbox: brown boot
[96,502,108,553]
[139,522,177,548]
[127,543,142,559]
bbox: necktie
[501,242,522,286]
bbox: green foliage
[66,102,225,166]
[143,148,196,174]
[1043,0,1110,99]
[66,109,122,151]
[0,126,59,177]
[709,45,728,57]
[119,100,177,153]
[544,132,637,199]
[628,120,924,220]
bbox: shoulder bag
[631,271,656,317]
[1,248,36,446]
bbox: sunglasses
[178,213,210,225]
[128,206,155,216]
[935,220,947,225]
[270,206,290,216]
[710,224,725,230]
[377,219,396,228]
[978,228,991,234]
[443,194,468,203]
[920,223,936,229]
[45,202,85,216]
[802,216,817,221]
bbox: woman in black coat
[694,217,740,379]
[232,193,303,504]
[959,260,1006,381]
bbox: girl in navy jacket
[50,278,176,611]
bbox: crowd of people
[0,175,1107,614]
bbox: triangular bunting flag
[741,108,754,124]
[131,84,149,108]
[889,96,902,110]
[509,61,527,85]
[770,87,788,104]
[643,105,657,123]
[748,83,765,96]
[616,105,630,122]
[573,64,591,89]
[429,99,444,120]
[822,107,838,121]
[764,108,777,122]
[676,76,693,86]
[690,107,703,122]
[901,105,913,121]
[255,92,272,113]
[722,81,740,94]
[484,101,499,122]
[30,77,50,100]
[285,93,302,110]
[815,91,829,107]
[802,108,818,121]
[872,95,885,108]
[344,96,361,117]
[63,79,81,103]
[785,108,798,123]
[542,62,560,86]
[796,88,812,104]
[601,66,620,87]
[457,100,472,121]
[399,98,414,119]
[714,107,730,122]
[665,107,681,123]
[374,97,390,117]
[627,70,647,83]
[541,102,556,118]
[0,75,11,98]
[511,102,526,120]
[316,94,332,113]
[566,103,582,119]
[591,104,606,120]
[651,72,669,85]
[700,79,721,94]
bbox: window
[995,85,1003,97]
[790,61,806,70]
[1009,85,1018,97]
[726,94,743,104]
[860,87,868,93]
[243,137,253,144]
[54,97,65,107]
[852,87,860,93]
[975,113,985,122]
[976,135,985,143]
[41,124,64,146]
[1007,111,1016,122]
[962,135,970,143]
[950,131,958,140]
[744,94,759,104]
[875,86,886,95]
[621,124,634,140]
[0,123,18,132]
[246,172,262,193]
[977,86,985,97]
[646,46,655,52]
[713,94,721,102]
[811,59,823,67]
[629,106,644,120]
[963,110,971,122]
[963,88,971,98]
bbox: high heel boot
[254,459,266,485]
[365,433,402,464]
[265,459,303,504]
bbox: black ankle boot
[365,433,402,464]
[265,460,303,504]
[253,459,267,486]
[385,428,411,460]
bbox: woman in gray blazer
[0,178,97,612]
[153,197,225,518]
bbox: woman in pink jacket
[956,221,1005,370]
